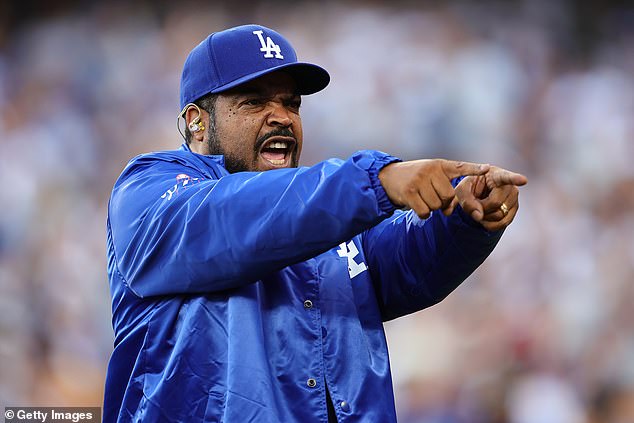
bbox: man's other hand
[455,166,528,231]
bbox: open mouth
[259,136,296,167]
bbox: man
[103,24,526,422]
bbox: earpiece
[188,118,205,133]
[180,103,205,133]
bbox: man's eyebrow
[226,88,260,98]
[230,88,300,98]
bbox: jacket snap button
[307,378,317,388]
[340,401,350,412]
[303,300,313,309]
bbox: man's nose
[266,102,293,128]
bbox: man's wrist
[352,150,402,215]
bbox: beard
[205,117,250,173]
[207,130,250,174]
[207,126,299,174]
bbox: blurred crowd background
[0,0,633,422]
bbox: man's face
[207,71,303,173]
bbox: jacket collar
[179,142,225,168]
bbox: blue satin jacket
[104,144,502,422]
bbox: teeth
[268,159,285,165]
[268,141,287,149]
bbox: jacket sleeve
[361,205,503,321]
[108,150,399,297]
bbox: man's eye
[244,98,263,106]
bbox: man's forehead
[225,72,299,96]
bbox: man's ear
[185,104,206,141]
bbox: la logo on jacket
[337,240,367,279]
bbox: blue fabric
[104,145,503,422]
[180,24,330,108]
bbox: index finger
[441,160,490,179]
[486,168,528,189]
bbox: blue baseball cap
[179,24,330,109]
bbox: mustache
[255,128,297,151]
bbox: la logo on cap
[253,30,284,59]
[179,24,329,109]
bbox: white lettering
[337,240,368,278]
[16,410,48,421]
[252,30,284,59]
[51,410,90,422]
[161,176,203,201]
[160,184,178,200]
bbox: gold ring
[500,202,509,216]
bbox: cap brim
[210,62,330,96]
